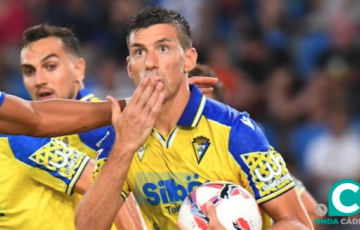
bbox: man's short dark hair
[189,64,224,102]
[21,24,81,57]
[126,6,192,50]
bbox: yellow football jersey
[0,135,90,229]
[55,88,117,230]
[57,88,110,160]
[94,85,295,230]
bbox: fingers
[189,76,218,86]
[144,81,163,114]
[149,89,164,119]
[128,78,151,106]
[199,87,214,95]
[205,201,221,227]
[137,77,159,108]
[205,201,216,218]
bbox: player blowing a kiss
[75,6,314,230]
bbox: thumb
[206,201,222,227]
[205,201,217,219]
[106,95,121,119]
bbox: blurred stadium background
[1,0,360,229]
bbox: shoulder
[228,112,270,155]
[7,135,53,158]
[202,98,240,127]
[202,99,269,153]
[78,125,113,150]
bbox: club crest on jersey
[192,136,210,164]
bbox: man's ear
[127,56,133,80]
[184,47,198,73]
[75,58,86,82]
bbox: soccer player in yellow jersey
[189,64,319,227]
[76,6,313,230]
[2,24,134,230]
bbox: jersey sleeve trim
[0,92,5,107]
[65,156,91,195]
[121,190,129,200]
[256,182,295,204]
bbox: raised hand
[107,77,164,153]
[188,76,218,94]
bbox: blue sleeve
[92,126,115,183]
[78,125,113,151]
[0,92,5,107]
[8,135,90,195]
[228,112,295,204]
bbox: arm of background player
[115,193,144,230]
[261,189,313,230]
[75,143,133,230]
[0,93,126,137]
[293,176,319,227]
[301,191,319,228]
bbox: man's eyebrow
[21,64,34,69]
[41,53,60,62]
[21,54,60,69]
[130,43,145,48]
[130,39,172,48]
[155,38,171,44]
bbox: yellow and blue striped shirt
[94,85,295,230]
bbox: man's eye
[136,49,144,55]
[160,46,168,52]
[47,64,57,71]
[23,69,34,76]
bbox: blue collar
[76,88,94,101]
[177,85,206,127]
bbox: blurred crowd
[1,0,360,228]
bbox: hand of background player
[178,202,226,230]
[188,76,218,94]
[107,77,164,153]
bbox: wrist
[114,133,141,154]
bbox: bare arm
[115,193,144,230]
[262,188,314,230]
[75,143,132,230]
[0,93,126,137]
[301,190,318,228]
[75,158,141,230]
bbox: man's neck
[154,83,190,137]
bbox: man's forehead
[129,24,180,45]
[21,37,68,63]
